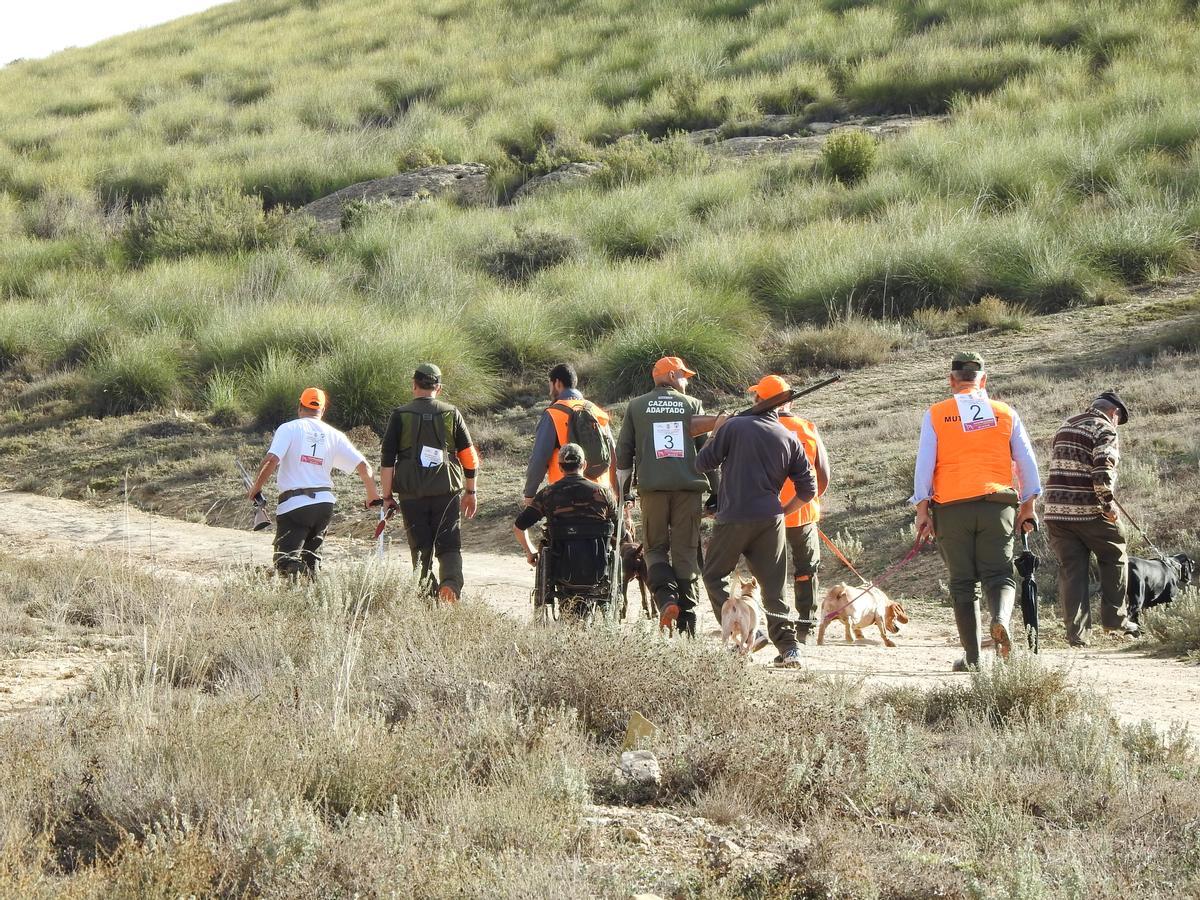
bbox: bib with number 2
[652,421,685,459]
[955,389,997,433]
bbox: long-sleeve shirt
[695,413,815,523]
[909,406,1041,505]
[522,388,583,498]
[1043,407,1120,522]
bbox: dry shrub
[773,318,908,371]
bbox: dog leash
[1111,497,1169,562]
[818,528,872,585]
[821,537,924,624]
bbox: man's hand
[914,504,934,543]
[525,550,538,568]
[382,496,398,512]
[1018,498,1038,533]
[522,496,534,508]
[1102,506,1118,524]
[246,485,260,502]
[462,492,478,519]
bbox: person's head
[558,442,586,475]
[948,351,987,391]
[1092,390,1129,426]
[548,363,578,400]
[413,362,442,397]
[652,355,696,392]
[749,374,791,412]
[298,387,326,419]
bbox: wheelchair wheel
[532,547,554,625]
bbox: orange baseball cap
[299,387,326,410]
[749,374,790,401]
[652,355,697,380]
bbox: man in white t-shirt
[247,387,381,577]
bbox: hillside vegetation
[1,0,1200,432]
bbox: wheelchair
[531,520,623,625]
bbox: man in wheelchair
[513,443,620,622]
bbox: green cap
[951,351,984,372]
[414,362,442,384]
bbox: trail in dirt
[0,491,1195,738]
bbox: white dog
[721,576,762,657]
[817,583,909,648]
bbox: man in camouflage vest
[513,443,619,586]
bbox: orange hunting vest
[929,392,1015,505]
[545,398,612,484]
[778,414,822,528]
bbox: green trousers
[787,523,821,639]
[639,490,703,610]
[1046,518,1128,644]
[702,518,792,653]
[933,499,1017,665]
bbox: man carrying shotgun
[246,387,381,578]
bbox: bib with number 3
[954,390,997,432]
[652,421,685,459]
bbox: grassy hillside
[1,0,1200,435]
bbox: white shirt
[267,417,366,516]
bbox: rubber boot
[648,562,679,613]
[985,584,1015,660]
[953,598,982,667]
[678,579,700,638]
[794,574,817,645]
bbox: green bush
[245,349,319,427]
[821,131,878,185]
[468,291,570,372]
[1075,207,1191,283]
[478,228,583,283]
[595,313,759,399]
[593,133,707,189]
[1143,588,1200,659]
[89,332,186,415]
[202,370,244,426]
[772,319,909,371]
[124,187,292,264]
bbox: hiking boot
[437,584,459,605]
[990,621,1012,661]
[750,629,770,653]
[952,657,977,673]
[1105,619,1140,638]
[659,602,681,633]
[775,648,802,669]
[1068,637,1090,649]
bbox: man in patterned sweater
[1043,391,1140,645]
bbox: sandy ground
[0,491,1195,737]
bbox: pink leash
[821,538,925,624]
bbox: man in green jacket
[615,355,714,636]
[380,363,481,604]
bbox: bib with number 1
[653,420,685,459]
[954,389,997,432]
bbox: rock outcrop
[295,163,491,231]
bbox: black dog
[1127,553,1195,623]
[620,541,652,621]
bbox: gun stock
[689,373,841,436]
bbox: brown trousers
[1046,517,1128,643]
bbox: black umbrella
[1014,529,1040,653]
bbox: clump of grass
[478,228,582,284]
[1142,589,1200,660]
[124,187,292,265]
[772,318,909,371]
[821,131,878,185]
[202,370,244,426]
[593,133,707,189]
[911,296,1028,335]
[89,332,186,415]
[912,656,1081,728]
[468,291,570,372]
[244,349,318,427]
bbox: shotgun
[235,460,273,532]
[689,373,842,436]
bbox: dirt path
[0,491,1195,738]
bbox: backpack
[391,403,464,499]
[551,400,612,481]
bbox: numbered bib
[653,421,685,459]
[955,390,997,433]
[420,445,445,468]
